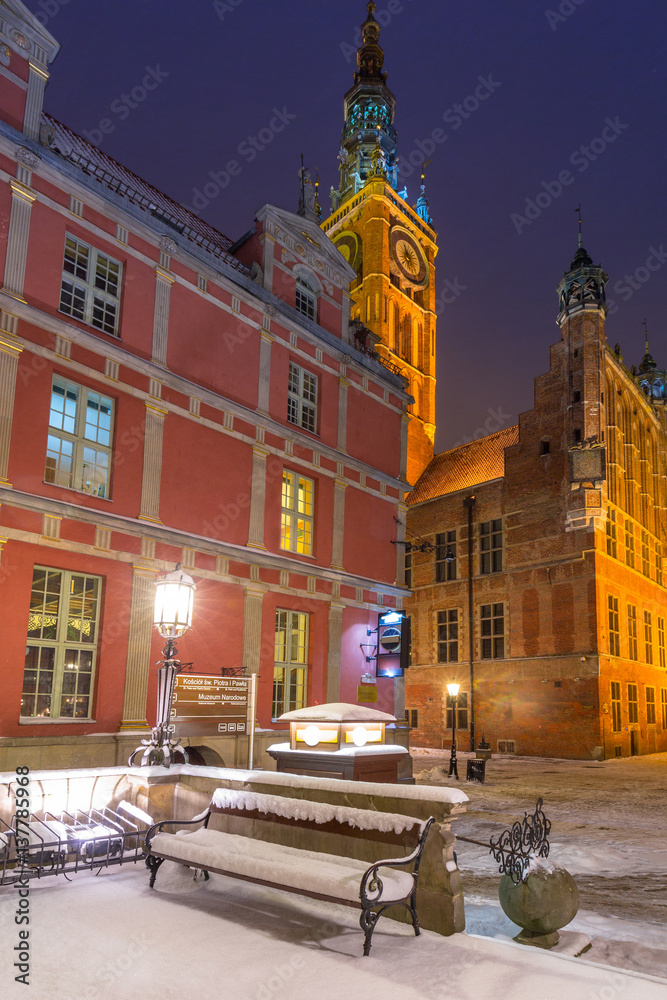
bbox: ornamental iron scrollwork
[488,798,551,885]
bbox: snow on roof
[42,113,248,274]
[408,425,519,505]
[277,702,397,723]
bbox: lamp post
[446,681,460,780]
[128,563,196,768]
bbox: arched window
[295,275,317,321]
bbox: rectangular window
[627,605,638,660]
[641,530,651,577]
[661,689,667,729]
[435,530,457,581]
[45,375,114,498]
[445,691,468,731]
[280,471,314,555]
[656,542,663,587]
[658,617,665,668]
[608,595,620,656]
[606,509,617,558]
[295,277,316,321]
[273,609,308,718]
[287,362,318,434]
[480,519,502,574]
[646,686,656,725]
[625,520,635,569]
[644,610,653,665]
[22,567,101,720]
[407,708,418,729]
[404,542,412,589]
[59,234,121,336]
[437,609,459,663]
[628,683,638,724]
[610,681,621,733]
[481,603,505,659]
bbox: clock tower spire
[323,2,438,485]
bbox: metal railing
[0,802,152,885]
[457,798,552,885]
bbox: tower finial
[643,317,649,355]
[575,203,583,248]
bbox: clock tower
[322,1,438,485]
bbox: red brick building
[405,240,667,760]
[0,3,412,769]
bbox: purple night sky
[32,0,667,453]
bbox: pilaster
[2,178,36,302]
[247,445,269,549]
[118,565,157,731]
[0,324,22,487]
[151,267,174,366]
[24,60,49,140]
[325,602,345,703]
[257,330,273,415]
[138,403,167,523]
[337,376,349,453]
[242,586,266,675]
[331,478,347,570]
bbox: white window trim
[45,374,114,498]
[287,361,318,434]
[59,233,122,337]
[281,470,315,556]
[272,609,309,719]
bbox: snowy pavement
[1,861,666,1000]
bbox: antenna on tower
[575,203,583,247]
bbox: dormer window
[295,275,317,321]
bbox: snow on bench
[145,787,434,956]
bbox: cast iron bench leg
[360,908,379,957]
[146,855,164,888]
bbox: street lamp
[128,563,196,768]
[446,682,460,780]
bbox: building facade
[322,1,438,487]
[0,1,412,770]
[405,239,667,760]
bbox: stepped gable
[42,112,247,274]
[407,425,519,504]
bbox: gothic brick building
[405,238,667,760]
[0,1,411,770]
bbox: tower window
[573,428,581,443]
[540,440,550,456]
[573,391,581,403]
[295,276,317,321]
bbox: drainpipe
[464,494,476,752]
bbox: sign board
[357,685,378,703]
[569,446,606,484]
[170,674,249,736]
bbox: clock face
[389,226,428,287]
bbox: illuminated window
[435,530,457,581]
[661,689,667,729]
[287,362,318,433]
[627,683,638,724]
[281,471,314,555]
[656,542,663,587]
[658,617,665,668]
[608,595,620,656]
[445,691,468,731]
[641,530,651,577]
[59,234,121,336]
[45,375,114,498]
[644,611,653,664]
[627,605,638,660]
[437,609,459,663]
[646,686,656,725]
[295,275,317,321]
[272,609,308,718]
[480,520,502,574]
[610,681,621,733]
[407,708,419,728]
[481,603,505,659]
[22,567,101,720]
[606,510,617,558]
[625,520,635,569]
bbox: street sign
[170,674,249,736]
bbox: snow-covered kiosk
[266,703,410,783]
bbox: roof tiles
[407,425,519,505]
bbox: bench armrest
[360,816,434,904]
[145,813,210,853]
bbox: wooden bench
[144,788,434,956]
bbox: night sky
[33,0,667,453]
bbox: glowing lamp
[302,725,321,747]
[446,682,460,698]
[153,563,196,639]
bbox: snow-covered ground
[413,747,667,980]
[1,861,666,1000]
[1,751,665,997]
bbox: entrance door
[630,730,639,756]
